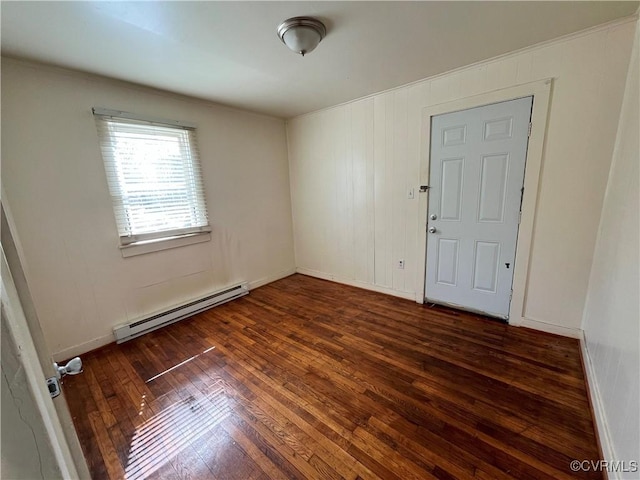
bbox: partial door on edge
[425,96,533,319]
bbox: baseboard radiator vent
[113,282,249,343]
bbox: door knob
[428,226,437,234]
[54,357,83,379]
[429,214,437,220]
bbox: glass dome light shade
[282,26,322,55]
[277,17,326,56]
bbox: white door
[425,97,533,318]
[1,203,89,478]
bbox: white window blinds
[94,109,210,245]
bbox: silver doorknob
[428,226,437,234]
[54,357,83,379]
[429,214,437,220]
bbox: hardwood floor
[64,274,602,479]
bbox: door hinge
[527,122,532,137]
[419,185,430,192]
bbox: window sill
[120,232,211,258]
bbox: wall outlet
[398,260,405,269]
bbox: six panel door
[425,97,533,318]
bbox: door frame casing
[1,248,79,478]
[1,194,90,478]
[415,78,552,326]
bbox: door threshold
[423,300,509,324]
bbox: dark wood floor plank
[222,418,296,480]
[205,339,383,480]
[88,411,126,479]
[211,348,369,480]
[64,274,602,479]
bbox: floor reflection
[125,379,230,479]
[146,346,216,383]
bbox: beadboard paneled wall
[287,19,636,331]
[582,20,639,479]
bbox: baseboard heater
[113,282,249,343]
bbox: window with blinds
[93,109,210,246]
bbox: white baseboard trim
[519,317,582,338]
[580,332,617,479]
[52,333,114,362]
[53,268,297,360]
[296,267,415,301]
[248,267,297,290]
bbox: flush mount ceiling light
[277,16,326,56]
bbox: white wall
[582,20,639,479]
[1,58,295,359]
[287,19,636,332]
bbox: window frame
[93,108,211,255]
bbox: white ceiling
[1,2,637,118]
